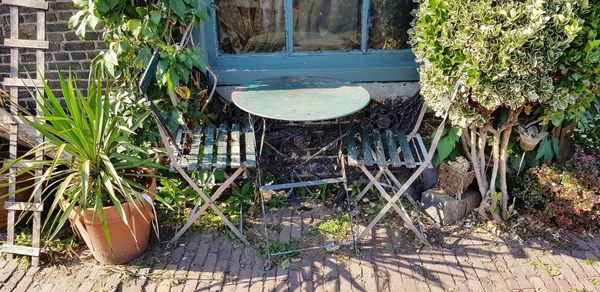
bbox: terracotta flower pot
[68,175,156,265]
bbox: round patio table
[231,76,371,259]
[231,76,370,122]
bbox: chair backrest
[139,49,179,150]
[139,50,160,95]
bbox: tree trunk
[469,126,490,219]
[488,130,503,223]
[499,126,512,220]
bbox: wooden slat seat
[172,123,257,170]
[346,127,432,169]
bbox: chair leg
[355,165,427,243]
[354,168,384,203]
[169,167,249,245]
[382,168,419,208]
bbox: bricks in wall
[0,0,104,110]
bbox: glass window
[216,0,285,54]
[200,0,420,84]
[368,0,417,50]
[293,0,362,51]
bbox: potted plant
[0,69,161,265]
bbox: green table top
[231,76,371,122]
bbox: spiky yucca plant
[0,67,160,243]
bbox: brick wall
[0,0,103,110]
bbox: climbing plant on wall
[69,0,210,144]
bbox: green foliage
[0,230,82,266]
[259,241,299,260]
[535,136,561,162]
[410,0,586,127]
[69,0,210,144]
[267,193,287,208]
[584,258,596,266]
[314,184,339,203]
[311,215,351,241]
[550,1,600,125]
[156,176,198,210]
[528,259,562,277]
[513,149,600,232]
[432,127,462,165]
[571,106,600,152]
[225,182,256,215]
[0,69,160,243]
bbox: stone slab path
[1,222,599,292]
[1,204,600,292]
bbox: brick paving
[1,219,600,291]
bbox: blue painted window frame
[194,0,419,85]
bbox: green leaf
[169,0,186,19]
[535,137,555,161]
[103,50,119,77]
[433,127,462,165]
[150,11,162,25]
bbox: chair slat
[414,134,433,168]
[187,127,202,170]
[346,127,358,166]
[216,124,229,169]
[360,128,374,166]
[409,137,423,164]
[385,130,402,167]
[230,124,241,168]
[201,124,216,169]
[397,130,416,168]
[372,130,387,166]
[243,123,256,168]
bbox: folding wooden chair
[346,83,460,244]
[139,50,254,245]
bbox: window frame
[194,0,419,85]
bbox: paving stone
[393,252,419,291]
[312,259,326,292]
[262,261,278,292]
[248,254,264,292]
[560,251,597,291]
[288,266,302,292]
[440,248,466,290]
[485,240,518,290]
[583,251,600,275]
[235,247,255,291]
[196,253,218,290]
[500,249,533,290]
[183,234,213,292]
[453,245,486,292]
[403,250,431,291]
[463,237,495,292]
[417,251,444,292]
[322,258,339,292]
[0,260,19,282]
[344,256,365,291]
[301,280,314,292]
[12,266,38,292]
[1,264,26,292]
[4,216,600,292]
[549,251,584,289]
[279,207,293,243]
[572,250,600,278]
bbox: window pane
[217,0,285,54]
[293,0,362,52]
[368,0,417,50]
